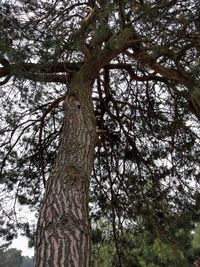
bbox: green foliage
[91,220,114,267]
[92,243,115,267]
[91,219,200,267]
[192,223,200,250]
[153,239,183,263]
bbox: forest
[0,247,33,267]
[0,0,200,266]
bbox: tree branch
[38,94,66,187]
[124,48,195,89]
[107,63,170,83]
[0,61,82,85]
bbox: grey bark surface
[34,75,96,267]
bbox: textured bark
[34,73,96,267]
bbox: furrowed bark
[34,72,96,267]
[33,24,148,267]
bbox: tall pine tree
[0,0,200,266]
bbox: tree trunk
[34,73,96,267]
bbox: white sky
[9,206,36,257]
[10,235,34,257]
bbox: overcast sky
[11,235,34,257]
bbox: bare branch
[38,94,66,187]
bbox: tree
[0,246,33,267]
[91,218,200,267]
[21,256,33,267]
[0,0,200,266]
[0,247,23,267]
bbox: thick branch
[21,73,68,84]
[15,62,82,73]
[124,44,195,89]
[0,61,82,84]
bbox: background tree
[0,0,200,266]
[91,218,200,267]
[0,247,23,267]
[21,256,33,267]
[0,246,33,267]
